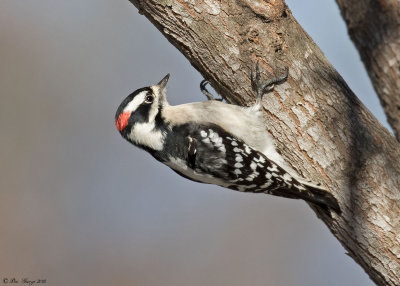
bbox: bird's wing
[184,124,287,192]
[188,125,339,211]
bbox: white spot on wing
[202,138,211,144]
[283,173,292,183]
[267,164,278,172]
[211,136,223,146]
[260,180,273,189]
[218,145,226,153]
[234,163,243,168]
[246,171,259,181]
[208,129,218,140]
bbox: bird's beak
[157,74,170,90]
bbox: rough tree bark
[336,0,400,141]
[128,1,400,285]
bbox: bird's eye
[145,95,154,104]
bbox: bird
[115,63,340,213]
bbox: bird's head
[115,74,170,151]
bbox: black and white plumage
[115,67,340,212]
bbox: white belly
[165,157,230,188]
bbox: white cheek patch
[124,92,146,113]
[129,122,165,150]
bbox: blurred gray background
[0,1,387,285]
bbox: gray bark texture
[336,0,400,141]
[128,0,400,285]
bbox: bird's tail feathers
[296,178,341,213]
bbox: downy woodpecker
[115,64,340,213]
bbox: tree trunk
[336,0,400,141]
[128,1,400,285]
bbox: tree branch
[336,0,400,140]
[128,0,400,285]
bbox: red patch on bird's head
[115,112,131,131]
